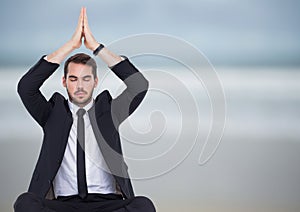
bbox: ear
[94,77,98,88]
[62,76,67,88]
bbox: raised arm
[46,8,85,64]
[82,7,124,67]
[17,8,85,126]
[82,8,149,126]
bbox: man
[14,7,155,212]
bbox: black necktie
[77,108,88,199]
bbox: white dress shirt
[53,99,117,197]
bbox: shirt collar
[68,99,94,115]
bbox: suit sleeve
[17,56,60,127]
[110,58,149,126]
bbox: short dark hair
[64,53,97,78]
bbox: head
[62,53,98,108]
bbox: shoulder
[95,90,112,103]
[48,92,67,106]
[46,92,71,118]
[50,92,66,100]
[94,90,113,112]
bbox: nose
[76,79,83,89]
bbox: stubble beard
[67,89,93,108]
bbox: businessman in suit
[14,8,155,212]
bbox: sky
[0,0,300,66]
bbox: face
[62,62,98,108]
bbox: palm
[83,8,98,51]
[70,8,84,49]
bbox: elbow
[140,71,149,91]
[139,77,149,99]
[139,78,149,100]
[138,74,149,99]
[17,76,29,98]
[17,78,24,96]
[144,78,149,92]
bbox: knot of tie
[77,108,86,117]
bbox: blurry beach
[1,0,300,211]
[0,65,299,212]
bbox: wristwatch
[93,44,105,56]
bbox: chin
[76,98,92,106]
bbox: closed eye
[83,76,92,81]
[68,76,77,82]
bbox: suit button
[57,159,61,164]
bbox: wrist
[68,40,81,50]
[89,42,100,51]
[93,44,105,56]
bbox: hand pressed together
[46,7,122,66]
[70,7,99,50]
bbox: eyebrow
[68,75,92,79]
[68,75,78,79]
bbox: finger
[82,7,86,26]
[83,7,90,31]
[81,7,84,29]
[76,8,84,31]
[83,7,86,17]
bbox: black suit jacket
[17,56,149,199]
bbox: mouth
[75,91,87,96]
